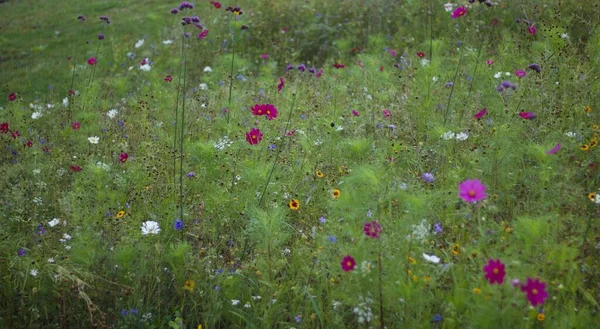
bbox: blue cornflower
[174,219,183,231]
[327,235,337,243]
[18,248,26,256]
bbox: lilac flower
[422,172,435,183]
[121,310,128,316]
[286,64,294,71]
[179,1,194,10]
[297,64,306,72]
[434,222,443,234]
[187,171,196,177]
[295,314,302,323]
[171,8,180,14]
[308,67,316,74]
[77,15,86,22]
[98,33,105,40]
[528,63,541,73]
[37,224,46,235]
[327,235,337,243]
[319,216,326,223]
[18,248,26,256]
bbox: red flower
[198,29,209,39]
[286,129,295,136]
[210,1,221,8]
[251,104,278,120]
[0,122,9,134]
[25,140,33,148]
[379,65,384,72]
[363,221,382,239]
[164,75,173,82]
[11,130,20,139]
[452,6,467,19]
[333,63,345,69]
[70,165,83,172]
[119,153,129,163]
[521,277,549,306]
[278,77,285,93]
[68,89,76,96]
[245,128,263,145]
[474,108,487,120]
[416,52,426,58]
[8,92,16,101]
[483,259,506,284]
[341,255,356,272]
[518,112,535,120]
[72,122,81,130]
[87,57,97,66]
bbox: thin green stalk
[227,16,236,124]
[179,27,188,237]
[173,30,186,189]
[443,47,464,124]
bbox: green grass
[1,0,599,328]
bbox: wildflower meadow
[1,0,600,328]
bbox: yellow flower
[116,210,125,219]
[588,192,597,202]
[537,313,545,321]
[183,280,196,292]
[289,199,300,210]
[580,144,590,151]
[452,244,461,256]
[593,124,599,130]
[407,256,417,264]
[332,189,341,199]
[198,325,203,329]
[591,139,598,148]
[423,275,431,282]
[584,105,592,113]
[310,313,316,320]
[315,170,324,178]
[473,288,481,294]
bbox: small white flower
[282,248,291,256]
[33,197,43,205]
[566,131,577,137]
[62,233,72,241]
[203,66,213,73]
[162,39,174,45]
[48,258,55,263]
[63,97,69,107]
[48,218,60,227]
[30,269,38,277]
[231,299,240,306]
[141,221,161,235]
[432,76,439,82]
[107,109,118,119]
[251,295,262,300]
[244,302,251,308]
[199,83,208,90]
[444,2,454,12]
[455,132,469,141]
[494,72,502,79]
[332,300,342,310]
[441,131,455,140]
[32,112,42,120]
[560,33,569,40]
[505,72,511,76]
[33,169,41,175]
[336,125,344,131]
[135,39,145,48]
[423,253,441,264]
[420,58,430,66]
[46,103,54,109]
[140,63,151,71]
[88,136,100,144]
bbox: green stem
[443,47,464,124]
[179,26,188,238]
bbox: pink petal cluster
[483,259,506,284]
[245,128,263,145]
[251,104,278,120]
[363,221,382,239]
[474,108,487,120]
[341,255,356,272]
[458,179,487,203]
[521,277,549,306]
[452,6,467,19]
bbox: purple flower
[187,171,196,177]
[77,15,86,22]
[100,16,110,24]
[319,216,326,224]
[171,8,180,14]
[98,33,105,40]
[546,143,561,155]
[297,64,306,72]
[422,172,435,183]
[308,67,316,74]
[37,224,46,235]
[120,309,128,316]
[129,308,138,314]
[286,64,294,71]
[179,1,194,10]
[295,314,302,323]
[528,63,541,73]
[434,222,443,234]
[174,219,183,231]
[18,248,26,256]
[191,16,200,23]
[327,235,337,243]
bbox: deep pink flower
[519,112,535,120]
[119,153,129,163]
[164,75,173,82]
[25,140,33,147]
[546,143,561,155]
[72,122,81,130]
[11,130,20,139]
[521,277,548,306]
[352,110,360,116]
[70,165,82,172]
[87,57,97,66]
[483,259,506,284]
[0,122,8,133]
[245,128,263,145]
[515,70,526,78]
[416,52,425,58]
[452,6,467,19]
[363,221,382,239]
[474,108,487,120]
[315,69,324,78]
[210,1,222,8]
[383,109,391,118]
[486,59,494,66]
[197,29,209,39]
[333,63,345,69]
[251,104,278,120]
[379,65,384,72]
[388,49,397,57]
[8,92,16,101]
[528,24,536,35]
[341,255,356,272]
[261,54,269,60]
[277,77,284,92]
[458,179,487,203]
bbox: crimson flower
[483,259,506,284]
[452,6,467,19]
[340,255,356,272]
[210,1,221,8]
[198,29,209,39]
[416,52,425,58]
[70,165,82,172]
[11,130,20,139]
[1,122,9,133]
[119,153,129,163]
[458,179,487,203]
[277,77,284,92]
[251,104,278,120]
[72,122,81,130]
[333,63,345,69]
[245,128,263,145]
[25,140,33,147]
[518,112,535,120]
[8,92,16,101]
[521,277,548,306]
[164,75,173,82]
[352,110,359,116]
[474,108,487,120]
[87,57,97,66]
[363,221,382,239]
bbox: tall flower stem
[443,47,464,124]
[226,16,236,124]
[173,29,186,191]
[378,239,385,329]
[427,0,434,100]
[179,27,188,238]
[88,25,105,87]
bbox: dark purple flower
[120,309,128,316]
[191,16,200,23]
[37,224,46,235]
[528,63,541,73]
[297,64,306,72]
[100,16,110,24]
[77,15,86,22]
[308,67,316,74]
[186,171,196,177]
[98,33,105,40]
[171,8,180,14]
[434,222,443,234]
[18,248,26,256]
[286,64,294,71]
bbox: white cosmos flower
[135,39,144,48]
[162,39,174,45]
[32,112,42,120]
[432,76,439,82]
[203,66,212,73]
[88,136,100,144]
[444,2,454,12]
[199,83,208,90]
[455,132,469,141]
[441,131,455,140]
[494,72,502,79]
[48,218,60,227]
[140,63,151,71]
[107,109,118,119]
[141,221,161,235]
[63,97,69,107]
[30,269,39,277]
[423,253,441,263]
[561,33,569,40]
[231,299,240,306]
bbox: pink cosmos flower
[363,221,382,239]
[483,259,506,284]
[245,128,263,145]
[519,112,535,120]
[528,24,536,35]
[72,122,81,130]
[546,143,561,155]
[352,110,359,116]
[0,122,9,133]
[458,179,487,203]
[486,59,494,66]
[452,6,467,19]
[515,70,526,78]
[251,104,278,120]
[119,153,129,163]
[521,277,548,306]
[416,52,425,58]
[70,165,82,172]
[164,75,173,82]
[341,255,356,272]
[388,49,397,57]
[383,109,391,118]
[198,29,209,39]
[8,92,16,101]
[333,63,345,69]
[260,54,269,60]
[210,1,222,8]
[87,57,97,66]
[474,108,487,120]
[277,77,284,92]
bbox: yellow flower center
[468,190,476,197]
[252,135,257,139]
[532,289,538,295]
[493,268,499,274]
[346,261,352,267]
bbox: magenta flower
[198,29,209,39]
[72,122,81,130]
[474,108,487,120]
[363,221,382,239]
[245,128,263,145]
[251,104,278,120]
[383,109,391,118]
[119,153,129,163]
[352,110,359,116]
[452,6,467,19]
[8,92,16,101]
[519,112,535,120]
[277,77,284,93]
[486,59,494,66]
[521,277,549,306]
[388,49,397,57]
[528,24,536,35]
[483,259,506,284]
[260,54,269,60]
[515,70,526,78]
[340,255,356,272]
[546,143,561,155]
[87,57,97,66]
[458,179,487,203]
